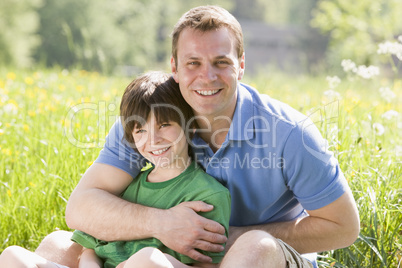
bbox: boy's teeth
[196,89,220,96]
[151,147,169,155]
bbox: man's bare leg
[220,230,286,268]
[35,230,82,268]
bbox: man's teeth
[151,147,170,155]
[196,89,220,96]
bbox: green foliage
[311,0,402,68]
[231,0,317,26]
[0,0,233,73]
[0,0,42,68]
[1,67,401,267]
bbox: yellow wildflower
[7,190,11,197]
[23,124,29,132]
[7,72,16,80]
[87,161,94,166]
[25,77,34,85]
[2,148,12,156]
[28,110,36,117]
[76,85,84,92]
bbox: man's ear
[171,57,179,83]
[238,52,245,80]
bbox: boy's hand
[153,201,227,263]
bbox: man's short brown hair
[171,5,244,64]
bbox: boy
[0,71,231,268]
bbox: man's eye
[217,61,229,65]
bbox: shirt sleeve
[282,117,349,210]
[71,230,98,249]
[195,190,231,263]
[94,118,144,178]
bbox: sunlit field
[0,67,401,267]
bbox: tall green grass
[1,69,401,267]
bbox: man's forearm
[228,192,360,254]
[228,216,355,254]
[65,187,161,241]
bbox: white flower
[355,65,380,79]
[395,145,402,157]
[3,103,18,114]
[381,110,399,120]
[341,59,379,78]
[326,76,341,89]
[341,59,357,73]
[323,89,341,101]
[373,123,385,136]
[377,40,402,61]
[379,87,396,103]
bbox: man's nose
[199,63,217,81]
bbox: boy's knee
[35,231,82,268]
[0,246,27,265]
[1,245,23,258]
[126,247,172,268]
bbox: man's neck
[196,103,237,153]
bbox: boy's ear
[171,57,179,83]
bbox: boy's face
[171,27,245,119]
[132,112,189,169]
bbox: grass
[0,68,401,267]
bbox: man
[38,5,359,268]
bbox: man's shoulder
[239,82,308,126]
[189,164,229,193]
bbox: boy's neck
[147,156,191,183]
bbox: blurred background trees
[1,0,401,74]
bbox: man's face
[171,27,245,119]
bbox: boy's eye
[135,129,146,134]
[160,123,171,128]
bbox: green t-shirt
[71,161,231,268]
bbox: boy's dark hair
[120,71,195,149]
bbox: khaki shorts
[277,239,314,268]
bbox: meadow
[0,67,401,267]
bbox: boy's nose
[149,129,162,146]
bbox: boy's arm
[78,248,103,268]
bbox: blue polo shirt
[96,82,348,225]
[95,82,348,266]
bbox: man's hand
[153,201,227,263]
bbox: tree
[311,0,402,68]
[0,0,42,68]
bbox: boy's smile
[132,112,190,180]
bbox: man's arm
[226,189,360,254]
[65,163,227,262]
